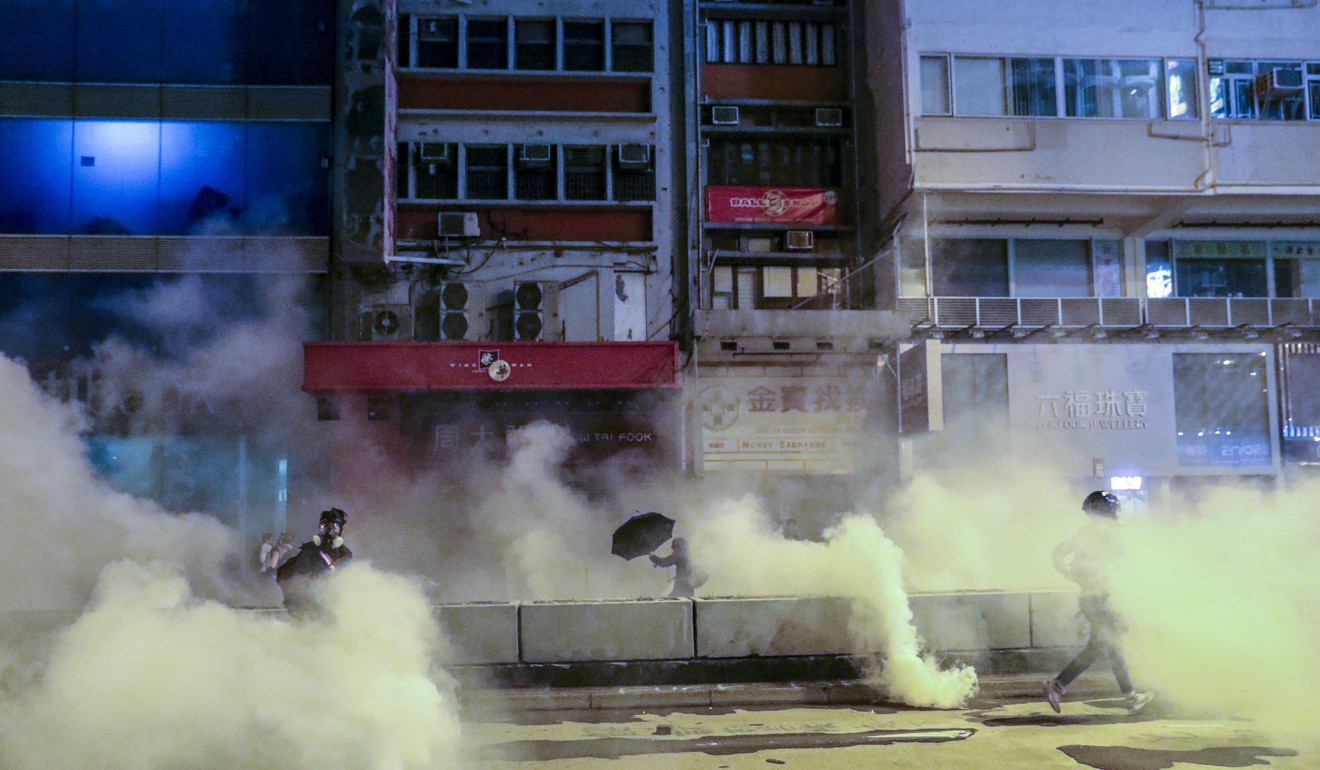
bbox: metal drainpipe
[848,0,865,308]
[1194,0,1216,193]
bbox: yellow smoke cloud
[691,496,978,708]
[0,562,461,769]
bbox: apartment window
[565,146,607,200]
[704,18,836,67]
[611,21,653,72]
[920,56,951,115]
[515,145,556,200]
[1210,59,1307,121]
[466,18,509,70]
[711,266,841,310]
[1064,58,1161,119]
[707,139,842,188]
[924,55,1193,119]
[1013,239,1092,297]
[1148,239,1320,298]
[927,238,1102,297]
[465,145,508,199]
[411,142,458,199]
[563,20,605,71]
[613,145,655,201]
[931,239,1009,296]
[515,19,555,70]
[416,17,458,68]
[1310,63,1320,119]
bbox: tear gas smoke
[691,496,979,709]
[0,561,460,769]
[1106,482,1320,737]
[884,466,1083,592]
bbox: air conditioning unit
[359,304,413,340]
[711,105,740,125]
[814,107,844,127]
[438,282,487,341]
[417,142,450,163]
[518,143,553,164]
[1256,68,1304,100]
[617,144,651,167]
[785,230,814,251]
[438,211,480,238]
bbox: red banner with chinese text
[705,186,840,225]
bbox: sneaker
[1123,690,1154,713]
[1043,679,1064,714]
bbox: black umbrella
[612,511,675,560]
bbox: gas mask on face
[313,521,344,549]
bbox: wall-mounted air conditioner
[814,107,843,127]
[518,143,553,164]
[1256,68,1304,100]
[785,230,814,251]
[417,142,450,163]
[438,211,480,238]
[618,144,651,167]
[711,105,740,125]
[359,304,413,340]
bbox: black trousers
[1055,594,1132,693]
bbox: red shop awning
[303,341,680,392]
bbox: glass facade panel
[245,123,331,235]
[72,121,161,235]
[1174,353,1271,467]
[75,0,163,82]
[0,0,76,80]
[0,119,74,234]
[160,122,246,234]
[162,0,246,84]
[246,0,333,84]
[1174,259,1267,297]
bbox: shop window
[611,21,653,72]
[1172,240,1268,297]
[1174,353,1271,468]
[1013,240,1091,298]
[1273,241,1320,298]
[465,145,508,199]
[515,19,555,70]
[416,17,458,68]
[1145,240,1173,298]
[563,20,604,71]
[565,146,607,201]
[466,18,508,70]
[1064,58,1161,119]
[931,239,1009,296]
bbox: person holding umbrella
[649,537,706,598]
[611,512,706,597]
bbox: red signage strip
[303,341,680,392]
[706,186,840,225]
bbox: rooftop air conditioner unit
[438,211,480,238]
[785,230,814,251]
[518,144,553,164]
[814,107,843,127]
[711,105,740,125]
[618,144,650,167]
[417,142,450,163]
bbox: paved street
[459,691,1314,769]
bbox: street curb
[458,673,1120,713]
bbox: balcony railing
[897,296,1320,330]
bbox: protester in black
[276,508,354,617]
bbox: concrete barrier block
[695,597,853,658]
[519,599,693,663]
[909,591,1031,652]
[1029,591,1086,648]
[435,602,520,665]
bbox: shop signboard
[705,186,840,225]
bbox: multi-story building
[866,0,1320,503]
[302,0,683,490]
[0,0,335,533]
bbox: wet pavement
[458,692,1314,769]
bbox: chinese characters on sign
[1035,389,1149,430]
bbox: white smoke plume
[690,496,979,709]
[1107,481,1320,737]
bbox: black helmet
[319,507,347,526]
[1081,491,1120,518]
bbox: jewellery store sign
[695,375,871,473]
